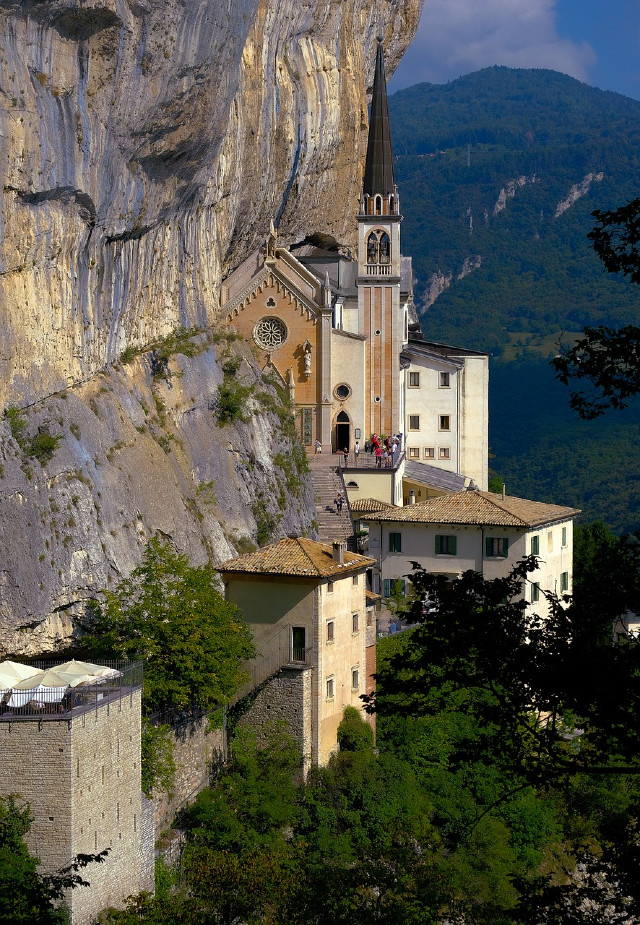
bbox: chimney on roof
[332,541,345,564]
[502,484,506,500]
[409,490,416,505]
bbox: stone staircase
[306,453,354,545]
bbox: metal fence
[0,660,143,722]
[232,627,312,703]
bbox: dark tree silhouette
[553,198,640,417]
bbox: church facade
[220,41,488,490]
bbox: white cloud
[390,0,597,89]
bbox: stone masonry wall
[69,688,149,924]
[153,716,225,833]
[0,718,73,876]
[0,688,151,925]
[236,665,312,772]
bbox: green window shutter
[501,538,509,557]
[435,535,441,555]
[451,536,457,555]
[485,537,492,557]
[531,535,539,556]
[383,579,391,597]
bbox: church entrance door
[335,411,350,454]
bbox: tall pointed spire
[363,39,395,197]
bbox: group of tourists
[365,433,403,468]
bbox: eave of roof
[363,490,580,528]
[218,537,375,578]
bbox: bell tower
[357,38,403,440]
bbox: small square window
[326,677,334,699]
[409,371,420,388]
[409,415,420,430]
[439,415,450,431]
[389,532,402,553]
[352,613,359,633]
[439,447,450,460]
[408,447,419,459]
[531,582,540,603]
[439,371,450,388]
[530,535,540,556]
[560,572,569,593]
[327,621,335,643]
[351,668,359,690]
[424,447,435,459]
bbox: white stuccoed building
[363,489,580,612]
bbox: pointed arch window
[366,230,391,268]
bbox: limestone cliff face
[0,0,422,654]
[0,0,422,406]
[0,333,315,656]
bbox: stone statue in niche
[302,339,312,378]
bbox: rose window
[253,316,288,350]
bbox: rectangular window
[327,580,334,593]
[547,531,553,553]
[435,534,457,555]
[352,613,359,633]
[408,447,419,459]
[326,677,334,699]
[531,582,540,603]
[485,537,509,558]
[530,535,540,556]
[389,532,402,553]
[352,574,359,586]
[439,371,450,388]
[326,621,334,643]
[366,610,373,626]
[351,668,359,690]
[560,572,569,592]
[561,526,567,547]
[409,371,420,388]
[424,447,435,459]
[409,415,420,430]
[439,415,450,431]
[439,447,450,460]
[383,578,407,598]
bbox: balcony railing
[0,660,143,723]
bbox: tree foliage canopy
[81,536,255,717]
[553,198,640,418]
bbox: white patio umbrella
[0,660,44,691]
[8,667,88,707]
[54,659,122,681]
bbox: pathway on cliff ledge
[307,453,354,546]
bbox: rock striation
[0,0,422,407]
[0,0,422,653]
[0,332,316,656]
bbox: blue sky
[389,0,640,101]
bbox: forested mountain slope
[389,68,640,532]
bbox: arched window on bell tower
[366,230,391,274]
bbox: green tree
[553,199,640,418]
[0,796,108,925]
[81,537,254,717]
[336,705,374,752]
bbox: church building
[220,40,488,491]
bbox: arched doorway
[334,411,350,453]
